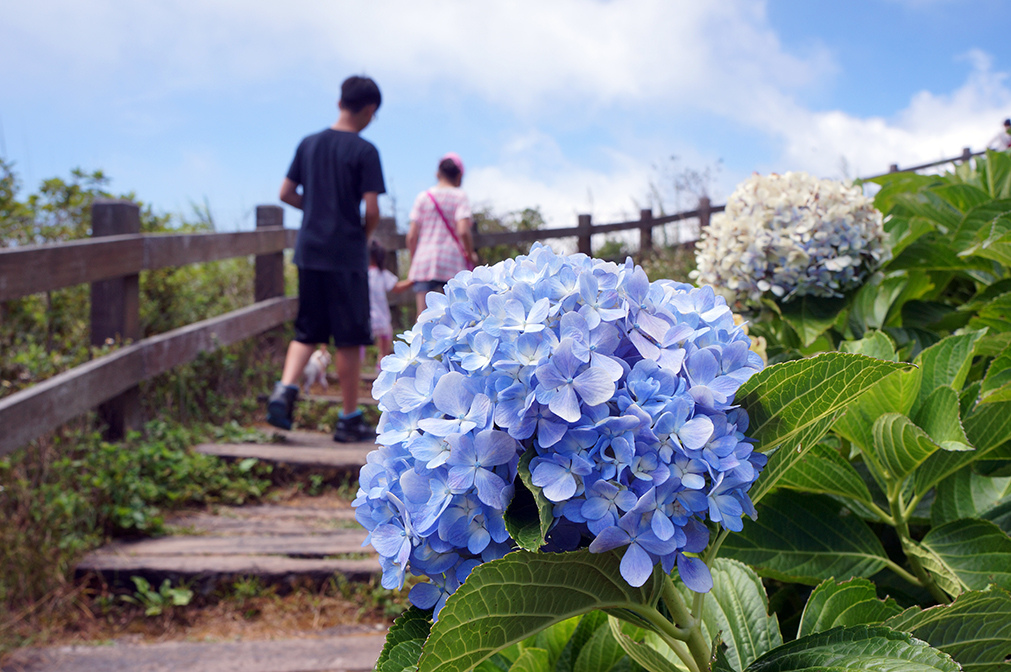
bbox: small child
[367,241,401,368]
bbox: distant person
[266,75,386,443]
[988,118,1011,151]
[406,153,479,314]
[366,240,406,368]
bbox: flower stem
[661,577,695,632]
[888,482,951,604]
[703,529,730,566]
[625,604,700,672]
[658,574,711,671]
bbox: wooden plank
[259,429,372,450]
[474,226,581,248]
[0,297,298,457]
[0,235,143,301]
[0,346,145,456]
[305,392,379,407]
[96,531,370,557]
[193,442,373,470]
[141,296,298,379]
[144,229,290,271]
[0,229,294,301]
[75,553,378,585]
[167,510,359,536]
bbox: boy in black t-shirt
[267,76,386,443]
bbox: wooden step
[93,530,369,558]
[193,430,375,470]
[168,505,359,536]
[76,553,378,588]
[304,392,379,406]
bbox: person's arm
[363,192,380,239]
[406,220,420,257]
[456,217,479,265]
[279,178,302,210]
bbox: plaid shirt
[408,186,473,282]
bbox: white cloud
[1,0,830,118]
[467,136,653,228]
[756,49,1011,180]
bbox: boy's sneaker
[333,412,376,443]
[266,382,298,430]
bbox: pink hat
[440,152,465,177]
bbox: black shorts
[294,268,372,347]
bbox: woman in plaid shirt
[406,152,480,314]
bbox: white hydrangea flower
[691,172,888,306]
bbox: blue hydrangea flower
[353,243,765,616]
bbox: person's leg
[330,269,376,443]
[267,268,328,430]
[415,289,427,315]
[378,334,393,359]
[280,341,316,386]
[335,346,360,417]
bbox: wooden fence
[0,197,721,456]
[0,202,298,456]
[0,144,990,455]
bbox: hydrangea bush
[691,171,887,306]
[354,243,765,616]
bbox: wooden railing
[1,197,721,456]
[375,197,722,259]
[861,146,985,181]
[0,202,299,456]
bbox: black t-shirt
[286,129,386,273]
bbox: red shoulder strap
[426,191,474,270]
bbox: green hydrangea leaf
[674,558,783,671]
[743,625,960,671]
[720,491,889,585]
[797,578,903,638]
[918,518,1011,595]
[885,588,1011,672]
[416,550,662,672]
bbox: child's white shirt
[368,266,399,337]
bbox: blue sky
[2,0,1009,235]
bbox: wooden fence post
[961,147,972,162]
[638,209,653,258]
[90,199,141,440]
[697,196,711,231]
[255,205,285,302]
[577,214,592,256]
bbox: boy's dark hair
[341,76,382,113]
[438,158,462,183]
[369,239,387,269]
[1004,118,1011,127]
